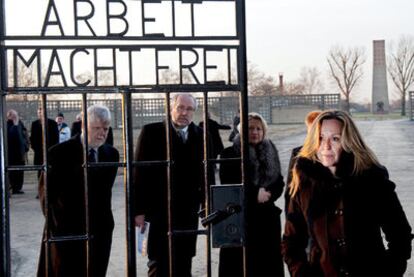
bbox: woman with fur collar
[282,110,412,277]
[219,112,285,277]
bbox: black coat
[7,120,29,165]
[134,121,207,261]
[30,119,59,165]
[282,157,413,277]
[71,120,82,138]
[199,119,230,158]
[37,135,119,277]
[7,120,29,192]
[219,141,285,277]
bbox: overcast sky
[5,0,414,103]
[245,0,414,102]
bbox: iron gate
[0,0,249,276]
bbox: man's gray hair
[87,104,111,124]
[171,93,197,111]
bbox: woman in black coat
[282,110,413,277]
[219,112,285,277]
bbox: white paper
[136,222,150,257]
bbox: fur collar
[295,151,356,182]
[294,157,341,219]
[295,157,334,182]
[232,135,281,188]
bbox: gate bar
[236,0,249,276]
[163,92,175,276]
[0,0,10,274]
[121,89,137,277]
[201,90,212,277]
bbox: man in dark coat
[199,112,231,159]
[134,94,207,276]
[30,106,59,178]
[71,113,82,137]
[6,109,29,194]
[37,104,119,277]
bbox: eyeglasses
[175,105,195,113]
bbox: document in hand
[136,222,150,256]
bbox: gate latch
[201,203,241,227]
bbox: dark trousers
[90,233,113,277]
[9,170,24,192]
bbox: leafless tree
[327,46,365,112]
[7,63,39,101]
[248,63,278,96]
[297,66,325,94]
[387,35,414,116]
[283,82,305,95]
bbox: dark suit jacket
[199,118,231,159]
[134,121,207,260]
[30,119,59,165]
[37,135,119,277]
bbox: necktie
[178,130,186,143]
[88,148,96,163]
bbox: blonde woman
[282,110,412,276]
[219,112,285,277]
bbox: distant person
[283,110,321,257]
[134,93,210,276]
[282,110,413,276]
[199,112,231,159]
[228,109,240,142]
[286,110,322,186]
[6,109,29,194]
[30,106,59,178]
[55,112,71,143]
[71,112,114,146]
[219,112,285,276]
[71,113,82,138]
[37,104,119,277]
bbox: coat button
[337,238,346,247]
[335,209,344,216]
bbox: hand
[257,188,271,203]
[135,215,146,233]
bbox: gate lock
[202,184,245,248]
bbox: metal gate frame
[409,91,414,121]
[0,0,249,276]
